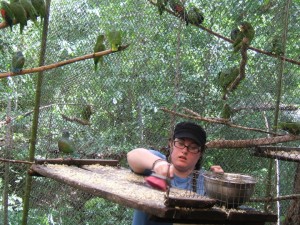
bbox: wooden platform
[30,162,277,224]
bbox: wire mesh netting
[0,0,300,224]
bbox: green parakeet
[81,104,93,122]
[93,34,105,71]
[221,103,232,120]
[218,66,240,99]
[1,1,14,31]
[11,51,25,73]
[10,0,27,34]
[20,0,38,26]
[268,35,284,56]
[31,0,46,23]
[187,6,204,26]
[277,122,300,135]
[58,130,76,158]
[107,30,122,52]
[232,21,255,53]
[156,0,168,15]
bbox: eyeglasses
[173,140,201,154]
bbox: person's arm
[127,148,173,177]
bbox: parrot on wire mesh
[107,30,122,52]
[169,0,188,25]
[93,34,105,71]
[156,0,168,15]
[268,35,284,56]
[221,103,233,120]
[187,6,204,26]
[0,1,14,31]
[9,0,27,34]
[218,66,240,99]
[276,122,300,135]
[20,0,38,26]
[58,130,76,158]
[11,51,25,73]
[231,21,255,53]
[81,104,93,122]
[31,0,46,23]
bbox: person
[127,121,224,225]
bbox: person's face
[169,138,201,173]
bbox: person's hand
[152,160,174,178]
[210,165,224,173]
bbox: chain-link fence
[0,0,299,224]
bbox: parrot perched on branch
[81,104,93,122]
[31,0,46,23]
[10,0,27,34]
[11,51,25,73]
[218,66,240,100]
[93,34,105,71]
[231,21,255,53]
[276,122,300,135]
[1,1,14,31]
[107,30,122,52]
[221,103,233,120]
[156,0,168,15]
[268,35,284,56]
[58,130,76,158]
[169,0,188,24]
[20,0,38,26]
[187,6,204,26]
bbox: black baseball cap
[173,121,206,147]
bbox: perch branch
[160,107,280,136]
[206,135,300,149]
[0,158,119,166]
[147,0,300,66]
[0,158,33,165]
[0,44,130,79]
[61,114,91,126]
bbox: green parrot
[93,34,105,71]
[9,0,27,34]
[232,21,255,53]
[31,0,46,23]
[221,103,232,120]
[58,130,76,158]
[156,0,168,16]
[230,27,240,41]
[169,0,188,25]
[81,104,93,122]
[107,30,122,52]
[11,51,25,73]
[218,66,240,99]
[277,122,300,135]
[187,6,204,26]
[20,0,38,26]
[1,1,14,31]
[268,35,284,56]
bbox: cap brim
[175,132,202,146]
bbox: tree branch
[0,44,130,79]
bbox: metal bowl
[203,172,256,208]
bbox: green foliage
[84,198,133,225]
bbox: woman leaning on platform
[127,121,224,225]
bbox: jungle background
[0,0,300,224]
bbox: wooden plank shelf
[30,162,277,224]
